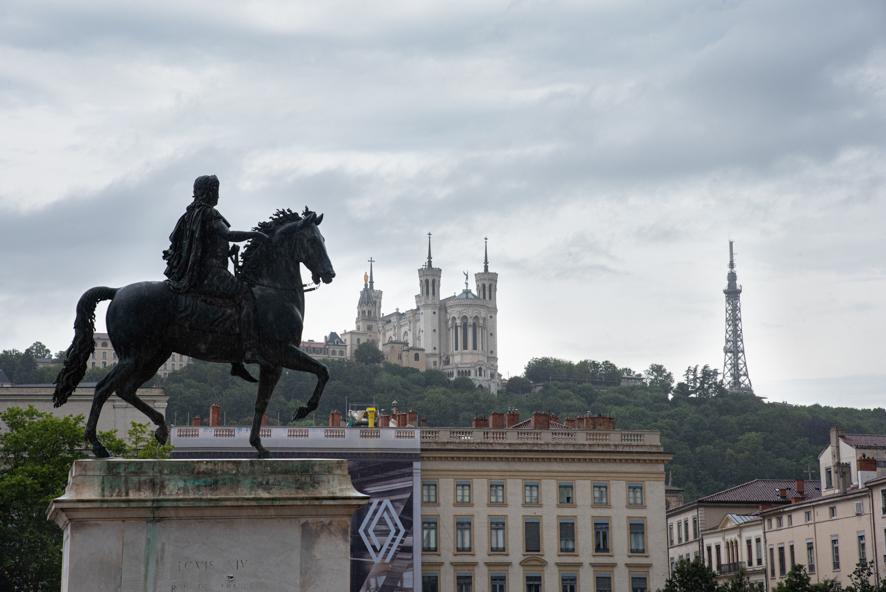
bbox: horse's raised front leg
[278,344,329,421]
[250,365,282,459]
[84,359,137,458]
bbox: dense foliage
[5,340,886,501]
[658,558,763,592]
[0,407,87,591]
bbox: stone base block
[48,459,368,592]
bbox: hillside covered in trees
[3,343,885,502]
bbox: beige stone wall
[763,491,871,591]
[0,385,168,440]
[420,433,671,592]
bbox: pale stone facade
[761,488,872,590]
[342,238,501,392]
[702,515,766,587]
[90,332,192,378]
[0,384,168,438]
[420,427,672,592]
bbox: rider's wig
[193,175,220,201]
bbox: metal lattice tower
[722,241,753,393]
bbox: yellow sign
[367,407,376,428]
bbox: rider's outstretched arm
[214,220,268,243]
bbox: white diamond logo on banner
[358,499,406,563]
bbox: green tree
[506,376,532,395]
[13,350,38,384]
[0,348,23,380]
[658,557,719,592]
[25,341,52,360]
[354,341,384,365]
[0,406,87,591]
[644,363,675,394]
[720,569,763,592]
[845,561,886,592]
[774,565,840,592]
[98,422,174,459]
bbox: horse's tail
[53,286,119,407]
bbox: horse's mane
[239,207,315,285]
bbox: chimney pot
[795,479,805,494]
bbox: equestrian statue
[52,175,335,458]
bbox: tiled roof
[727,514,762,525]
[699,479,822,504]
[841,434,886,449]
[509,418,572,430]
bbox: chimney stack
[420,417,428,428]
[530,411,550,430]
[209,404,220,426]
[472,414,488,429]
[489,411,505,429]
[506,408,520,428]
[407,409,419,427]
[795,479,805,495]
[564,417,576,429]
[191,415,201,426]
[329,410,342,427]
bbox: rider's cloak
[163,201,230,293]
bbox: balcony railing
[717,561,745,575]
[419,428,660,447]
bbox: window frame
[592,482,610,507]
[523,480,541,506]
[455,480,473,506]
[456,571,474,592]
[422,517,439,553]
[593,516,612,555]
[422,572,441,592]
[629,571,649,592]
[807,539,816,573]
[523,516,543,555]
[422,481,439,505]
[489,572,507,592]
[558,516,577,555]
[489,481,507,506]
[454,516,474,554]
[524,572,543,592]
[627,483,645,508]
[489,516,507,554]
[593,572,613,592]
[627,517,648,556]
[557,481,575,507]
[559,572,578,592]
[831,535,840,570]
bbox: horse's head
[273,211,335,285]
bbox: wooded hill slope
[156,356,886,502]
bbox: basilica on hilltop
[340,236,501,393]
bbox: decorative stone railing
[418,428,660,447]
[171,425,421,450]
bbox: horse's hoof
[92,440,112,458]
[292,406,309,421]
[155,424,169,446]
[257,448,273,459]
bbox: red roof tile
[699,479,822,504]
[841,434,886,449]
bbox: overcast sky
[1,0,885,408]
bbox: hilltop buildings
[341,237,502,392]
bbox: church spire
[426,233,433,269]
[368,257,375,290]
[483,237,489,273]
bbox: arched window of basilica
[462,320,468,350]
[472,322,477,350]
[425,279,429,296]
[414,353,420,362]
[432,279,436,296]
[482,284,486,299]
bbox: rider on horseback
[163,175,272,376]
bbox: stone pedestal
[47,459,368,592]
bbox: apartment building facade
[666,479,822,580]
[420,424,673,592]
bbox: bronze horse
[52,209,334,458]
